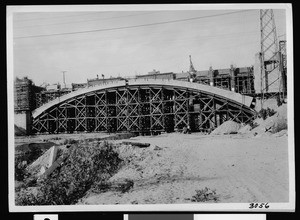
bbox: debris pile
[211,121,242,135]
[16,141,122,205]
[111,142,163,182]
[251,104,287,135]
[238,124,252,134]
[26,146,57,176]
[116,143,153,163]
[26,145,69,178]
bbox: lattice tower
[260,9,283,108]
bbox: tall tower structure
[259,9,283,108]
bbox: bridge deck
[32,79,254,119]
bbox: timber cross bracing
[31,79,256,134]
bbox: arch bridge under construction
[31,79,256,134]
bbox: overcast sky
[11,7,286,86]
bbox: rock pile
[251,104,287,135]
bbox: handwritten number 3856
[249,203,269,209]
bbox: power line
[15,12,159,29]
[15,18,258,46]
[14,10,253,39]
[16,29,259,47]
[14,12,102,22]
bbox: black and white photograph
[7,4,294,212]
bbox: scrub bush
[191,187,219,202]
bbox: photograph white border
[7,3,294,212]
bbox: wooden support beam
[122,141,150,148]
[31,85,256,134]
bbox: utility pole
[62,71,67,88]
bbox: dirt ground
[77,131,289,205]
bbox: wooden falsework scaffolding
[235,74,255,94]
[14,80,32,111]
[204,74,254,95]
[14,77,44,112]
[32,85,256,134]
[35,90,72,108]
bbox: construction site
[14,41,287,135]
[12,8,291,207]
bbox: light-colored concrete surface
[15,112,31,134]
[48,146,58,167]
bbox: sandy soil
[79,132,289,205]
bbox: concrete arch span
[31,79,256,134]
